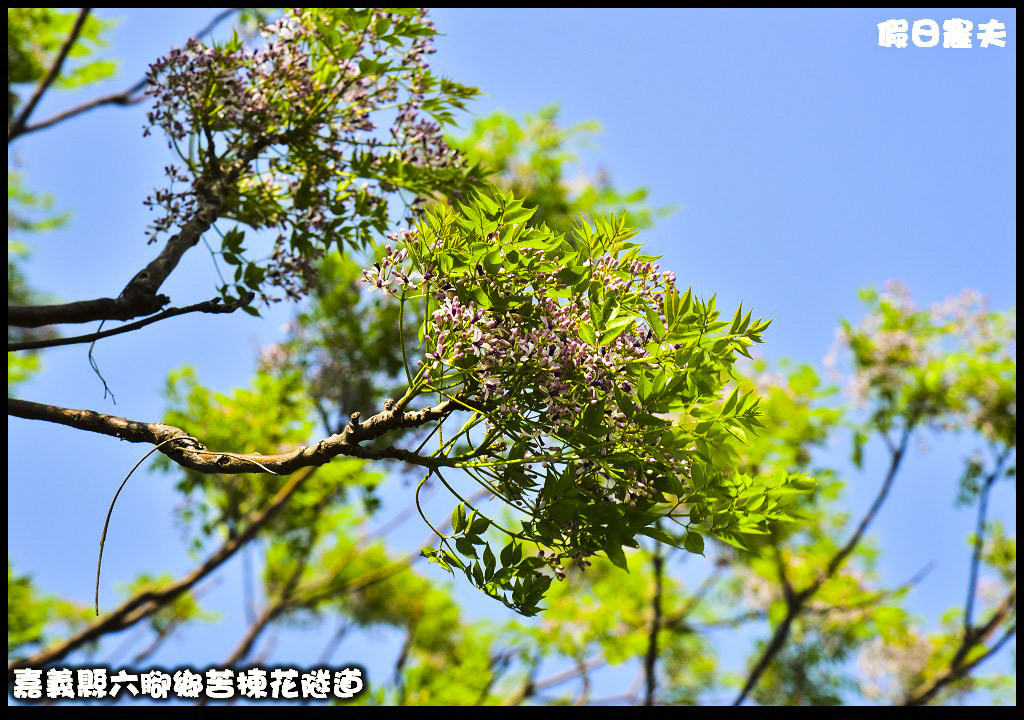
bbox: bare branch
[8,394,463,475]
[9,141,267,330]
[8,295,251,351]
[12,8,243,140]
[643,550,664,706]
[964,447,1012,634]
[7,8,92,143]
[16,84,147,138]
[8,294,169,329]
[117,145,267,301]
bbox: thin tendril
[96,438,179,615]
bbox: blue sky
[8,8,1016,704]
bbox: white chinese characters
[11,665,365,702]
[878,18,1007,48]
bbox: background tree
[8,8,1015,706]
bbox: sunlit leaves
[382,188,806,613]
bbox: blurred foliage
[8,561,93,663]
[454,105,672,235]
[7,7,118,120]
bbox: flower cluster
[855,629,933,701]
[145,16,315,146]
[360,230,426,293]
[362,215,689,512]
[360,197,791,612]
[824,281,1015,445]
[141,9,476,303]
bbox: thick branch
[7,295,251,351]
[8,395,460,474]
[8,294,170,329]
[118,148,264,301]
[7,8,92,143]
[7,466,314,670]
[9,142,267,329]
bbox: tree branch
[904,584,1016,706]
[7,295,251,351]
[7,8,92,143]
[11,8,243,141]
[7,465,315,670]
[519,655,605,700]
[643,550,664,706]
[8,295,170,328]
[316,621,350,665]
[732,423,913,705]
[130,581,220,665]
[8,394,462,475]
[660,563,724,633]
[8,141,267,330]
[116,147,265,302]
[964,447,1012,634]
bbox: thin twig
[905,597,1016,706]
[964,447,1012,634]
[96,437,179,614]
[316,621,350,665]
[7,296,250,351]
[8,8,92,142]
[12,8,242,140]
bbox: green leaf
[500,541,515,567]
[475,191,499,215]
[729,303,744,334]
[469,514,490,536]
[452,503,467,534]
[645,305,666,340]
[579,323,596,346]
[455,535,478,558]
[852,430,867,469]
[601,316,633,346]
[680,287,693,316]
[483,544,496,579]
[603,541,629,571]
[683,530,705,555]
[637,525,682,548]
[503,205,536,226]
[721,388,740,416]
